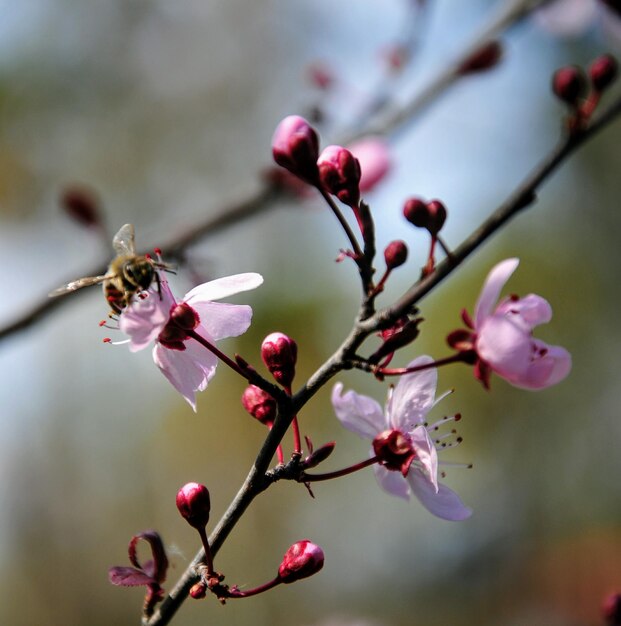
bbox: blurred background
[1,0,621,624]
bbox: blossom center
[372,429,416,477]
[157,303,200,351]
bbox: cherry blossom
[331,356,472,521]
[450,258,571,390]
[347,137,391,193]
[119,272,263,410]
[534,0,621,42]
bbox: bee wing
[48,274,109,297]
[112,223,136,256]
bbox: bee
[49,223,168,314]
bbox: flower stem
[375,353,465,377]
[196,527,214,578]
[317,187,363,259]
[226,577,282,599]
[285,385,302,455]
[301,456,378,482]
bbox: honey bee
[49,223,168,314]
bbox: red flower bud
[176,482,211,529]
[589,54,618,93]
[272,116,320,183]
[403,197,446,236]
[241,385,277,424]
[60,184,102,228]
[552,66,587,106]
[603,593,621,626]
[189,582,207,599]
[458,40,503,75]
[278,540,324,584]
[261,332,298,388]
[384,240,408,270]
[426,200,447,235]
[317,145,361,208]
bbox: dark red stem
[302,455,379,482]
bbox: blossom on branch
[331,356,472,521]
[448,258,571,390]
[119,272,263,410]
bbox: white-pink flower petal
[153,330,219,411]
[184,273,263,304]
[331,383,386,439]
[474,258,519,329]
[410,425,439,492]
[188,301,254,342]
[387,356,437,430]
[407,473,472,521]
[373,463,411,500]
[119,284,175,353]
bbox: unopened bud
[403,197,446,236]
[277,540,324,584]
[589,54,618,92]
[170,303,199,331]
[272,116,320,183]
[189,581,207,599]
[426,200,447,235]
[60,184,102,228]
[552,66,587,106]
[459,40,503,75]
[604,593,621,626]
[384,240,408,270]
[241,385,277,424]
[261,332,298,388]
[176,482,211,530]
[368,317,422,364]
[317,145,361,208]
[303,441,336,469]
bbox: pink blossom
[331,356,472,521]
[472,258,571,390]
[534,0,621,42]
[347,137,391,193]
[119,273,263,410]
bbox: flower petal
[496,294,552,331]
[509,342,572,390]
[407,473,472,521]
[188,301,253,342]
[153,330,218,411]
[373,463,410,500]
[387,356,437,430]
[184,273,263,304]
[534,0,598,37]
[331,383,386,439]
[410,425,438,492]
[474,258,519,329]
[476,315,532,378]
[119,280,175,352]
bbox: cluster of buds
[403,196,449,275]
[271,116,391,236]
[552,54,618,131]
[403,197,447,236]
